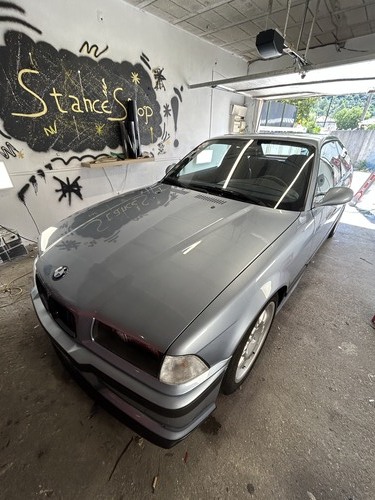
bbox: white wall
[0,0,247,241]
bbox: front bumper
[31,286,226,448]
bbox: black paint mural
[0,129,11,139]
[79,41,109,58]
[49,154,109,167]
[53,176,83,205]
[171,87,183,147]
[4,3,187,230]
[140,52,151,70]
[157,123,170,155]
[29,175,38,193]
[0,31,163,152]
[0,140,18,158]
[0,1,42,35]
[153,68,166,91]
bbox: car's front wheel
[221,299,276,395]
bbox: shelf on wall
[81,157,154,168]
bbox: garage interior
[1,0,375,498]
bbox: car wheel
[221,299,276,395]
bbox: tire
[221,299,276,395]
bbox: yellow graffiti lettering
[12,69,48,118]
[83,97,93,113]
[101,100,111,114]
[92,99,103,114]
[44,120,57,136]
[50,88,67,113]
[11,68,156,125]
[138,105,153,125]
[107,87,127,121]
[69,95,84,113]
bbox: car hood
[36,183,298,353]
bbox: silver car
[31,133,353,447]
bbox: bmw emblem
[52,266,68,280]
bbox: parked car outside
[31,133,353,447]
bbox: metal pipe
[283,0,292,38]
[305,0,321,59]
[296,0,310,51]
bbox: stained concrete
[1,205,374,500]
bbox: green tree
[313,94,375,119]
[334,106,368,130]
[282,97,320,133]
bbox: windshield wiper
[164,179,215,195]
[163,177,188,188]
[223,189,267,206]
[193,184,267,206]
[164,179,268,206]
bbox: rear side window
[335,140,352,179]
[315,141,344,201]
[320,141,341,185]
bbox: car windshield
[164,138,315,211]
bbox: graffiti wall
[0,31,163,152]
[0,0,247,240]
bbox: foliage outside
[334,106,370,130]
[315,94,375,117]
[281,94,374,131]
[282,98,320,133]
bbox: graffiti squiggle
[51,154,109,166]
[0,129,11,139]
[79,41,109,58]
[0,141,18,158]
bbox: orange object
[350,171,375,206]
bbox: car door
[310,140,343,251]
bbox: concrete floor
[1,204,374,499]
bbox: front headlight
[159,355,209,385]
[38,226,57,255]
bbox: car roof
[209,132,340,147]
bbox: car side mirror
[316,186,353,207]
[165,163,176,174]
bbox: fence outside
[334,129,375,167]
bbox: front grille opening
[92,321,162,377]
[36,273,77,339]
[36,275,49,312]
[49,297,77,338]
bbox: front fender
[168,214,313,366]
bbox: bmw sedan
[31,133,353,447]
